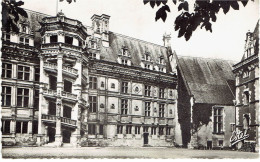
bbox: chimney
[163,33,171,47]
[101,14,110,47]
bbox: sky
[22,0,259,62]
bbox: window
[121,81,128,93]
[50,35,58,43]
[101,81,105,88]
[151,127,156,135]
[159,88,165,99]
[16,121,28,134]
[34,90,39,110]
[65,36,73,45]
[121,99,128,115]
[5,33,10,42]
[89,77,97,89]
[159,127,164,135]
[1,120,10,134]
[91,41,95,49]
[117,125,123,134]
[243,71,250,78]
[17,88,29,107]
[111,83,115,89]
[143,126,149,133]
[159,57,164,64]
[135,126,140,134]
[243,114,250,131]
[243,91,250,105]
[22,25,26,33]
[145,53,150,61]
[145,102,151,117]
[18,65,30,80]
[79,40,83,47]
[64,80,72,93]
[99,125,103,135]
[19,37,24,44]
[144,85,151,96]
[219,140,223,147]
[25,38,29,46]
[49,75,57,90]
[144,64,150,69]
[2,63,12,78]
[159,104,165,118]
[32,121,38,134]
[88,124,96,135]
[213,107,223,134]
[2,86,11,106]
[89,96,97,112]
[166,127,171,135]
[159,67,164,72]
[122,48,128,56]
[126,125,132,134]
[121,59,128,65]
[35,68,40,82]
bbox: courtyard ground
[1,146,259,159]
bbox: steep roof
[177,55,236,105]
[100,32,172,72]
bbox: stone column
[37,55,44,146]
[54,53,63,147]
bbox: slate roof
[11,9,173,73]
[177,55,236,105]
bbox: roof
[10,9,173,73]
[177,55,236,105]
[100,32,172,72]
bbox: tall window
[18,65,30,80]
[121,81,128,93]
[2,86,11,106]
[89,96,97,112]
[151,127,156,135]
[34,68,40,82]
[19,37,24,44]
[145,53,150,61]
[89,77,97,89]
[166,127,171,135]
[126,125,132,134]
[2,63,12,78]
[144,85,151,96]
[34,90,39,110]
[159,127,164,135]
[144,64,150,69]
[159,104,165,118]
[117,125,123,134]
[121,99,128,115]
[143,126,149,133]
[32,121,38,134]
[1,120,10,134]
[135,126,140,134]
[99,125,103,135]
[49,75,57,90]
[88,124,96,135]
[159,57,164,64]
[243,91,250,105]
[121,59,128,65]
[159,88,165,99]
[16,121,28,134]
[213,107,223,134]
[17,88,29,107]
[145,102,151,117]
[25,38,29,46]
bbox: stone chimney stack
[91,14,110,47]
[163,33,171,47]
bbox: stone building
[175,54,236,149]
[232,21,259,152]
[1,9,182,147]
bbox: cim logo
[230,130,249,146]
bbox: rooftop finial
[57,10,65,17]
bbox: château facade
[1,10,181,147]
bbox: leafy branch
[144,0,251,41]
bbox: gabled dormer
[157,55,166,73]
[117,46,131,66]
[141,51,153,70]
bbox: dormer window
[91,41,95,49]
[79,40,83,47]
[144,64,150,70]
[243,71,250,78]
[122,48,128,56]
[20,37,24,44]
[90,53,96,59]
[122,59,128,65]
[22,25,27,33]
[159,57,164,64]
[145,53,150,61]
[159,67,164,72]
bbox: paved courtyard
[1,147,259,159]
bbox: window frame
[159,88,165,99]
[145,102,151,117]
[89,77,97,89]
[135,126,140,134]
[89,96,97,113]
[2,63,12,78]
[213,107,223,134]
[1,86,11,106]
[121,99,128,115]
[16,121,28,134]
[88,124,96,135]
[144,85,151,97]
[121,81,128,94]
[126,125,132,134]
[17,65,30,81]
[17,88,29,107]
[117,125,123,134]
[151,127,156,135]
[159,103,165,118]
[1,120,11,134]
